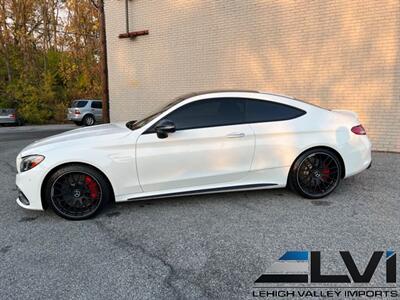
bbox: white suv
[67,99,102,126]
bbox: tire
[288,148,342,199]
[82,115,95,126]
[45,164,111,220]
[74,121,82,126]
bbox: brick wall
[104,0,400,152]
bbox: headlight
[20,155,45,172]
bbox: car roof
[179,90,295,100]
[73,99,101,102]
[173,90,328,112]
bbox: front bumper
[16,188,34,210]
[17,189,30,205]
[15,164,46,211]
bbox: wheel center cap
[313,170,321,178]
[73,189,81,198]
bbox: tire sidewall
[45,165,110,220]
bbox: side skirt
[127,183,277,202]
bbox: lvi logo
[255,251,396,284]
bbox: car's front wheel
[45,164,111,220]
[289,149,342,199]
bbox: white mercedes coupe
[16,91,372,220]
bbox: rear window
[72,101,88,108]
[91,101,102,109]
[0,109,14,115]
[245,99,306,123]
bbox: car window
[91,101,102,109]
[0,109,14,115]
[164,98,245,130]
[127,94,198,130]
[245,99,305,123]
[72,100,88,108]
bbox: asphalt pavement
[0,125,399,299]
[0,124,75,142]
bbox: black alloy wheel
[46,165,111,220]
[289,149,342,199]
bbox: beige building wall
[104,0,400,152]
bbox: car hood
[20,123,132,156]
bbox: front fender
[38,144,142,204]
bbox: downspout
[99,0,110,123]
[125,0,129,33]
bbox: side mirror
[155,119,176,139]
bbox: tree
[0,0,101,123]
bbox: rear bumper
[342,135,372,178]
[0,118,17,124]
[67,113,83,121]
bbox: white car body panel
[15,91,372,211]
[136,123,255,192]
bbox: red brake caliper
[321,163,330,181]
[85,176,99,199]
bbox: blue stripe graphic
[279,251,309,261]
[387,250,395,258]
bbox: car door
[91,101,102,121]
[135,98,255,193]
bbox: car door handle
[226,132,245,138]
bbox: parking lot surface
[0,126,399,299]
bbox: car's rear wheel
[45,165,111,220]
[83,115,95,126]
[289,149,342,199]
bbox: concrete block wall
[105,0,400,152]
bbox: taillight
[74,109,80,115]
[9,113,16,119]
[351,125,366,135]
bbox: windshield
[126,97,186,130]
